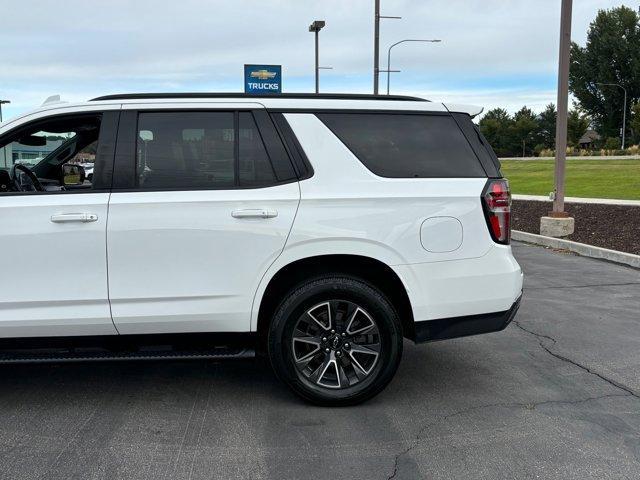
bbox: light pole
[309,20,326,94]
[540,0,574,238]
[0,99,9,123]
[373,0,401,94]
[551,0,572,217]
[385,39,441,95]
[596,82,628,149]
[0,100,9,169]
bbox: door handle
[231,209,278,219]
[50,213,99,223]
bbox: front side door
[0,110,119,338]
[107,106,300,334]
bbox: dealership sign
[244,64,282,94]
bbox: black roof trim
[90,92,429,102]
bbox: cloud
[0,0,629,119]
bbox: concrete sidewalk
[513,193,640,206]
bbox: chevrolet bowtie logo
[250,69,277,80]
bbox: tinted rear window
[135,111,283,190]
[451,112,501,177]
[317,113,486,178]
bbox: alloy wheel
[291,300,381,389]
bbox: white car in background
[82,162,94,182]
[0,93,523,405]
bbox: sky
[0,0,633,120]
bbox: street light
[309,20,329,94]
[0,100,9,169]
[0,99,9,123]
[384,39,441,95]
[548,0,572,228]
[596,82,628,149]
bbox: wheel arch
[254,254,416,347]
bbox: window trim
[316,111,489,179]
[252,110,299,182]
[269,112,314,180]
[233,110,240,186]
[238,111,277,187]
[0,111,117,197]
[111,109,299,192]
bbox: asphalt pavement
[0,242,638,480]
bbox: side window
[238,112,277,186]
[136,111,281,190]
[317,113,486,178]
[137,112,235,189]
[0,114,103,194]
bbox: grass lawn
[500,159,640,200]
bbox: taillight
[482,179,511,244]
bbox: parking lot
[0,242,638,480]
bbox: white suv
[0,93,522,405]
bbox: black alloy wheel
[291,300,381,389]
[268,276,403,406]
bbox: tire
[268,275,403,406]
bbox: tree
[511,106,539,156]
[479,108,513,157]
[567,106,591,147]
[569,6,640,141]
[537,103,557,149]
[479,104,592,156]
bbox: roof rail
[90,92,429,102]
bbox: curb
[501,156,640,161]
[512,230,640,269]
[512,194,640,207]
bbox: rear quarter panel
[280,113,493,265]
[251,113,500,330]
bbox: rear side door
[106,104,300,334]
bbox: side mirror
[62,164,86,186]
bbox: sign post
[244,65,282,94]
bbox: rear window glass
[137,111,235,189]
[451,112,501,177]
[317,113,486,178]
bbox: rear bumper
[392,244,523,323]
[413,294,522,343]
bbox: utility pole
[309,20,326,94]
[373,1,400,94]
[541,0,575,237]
